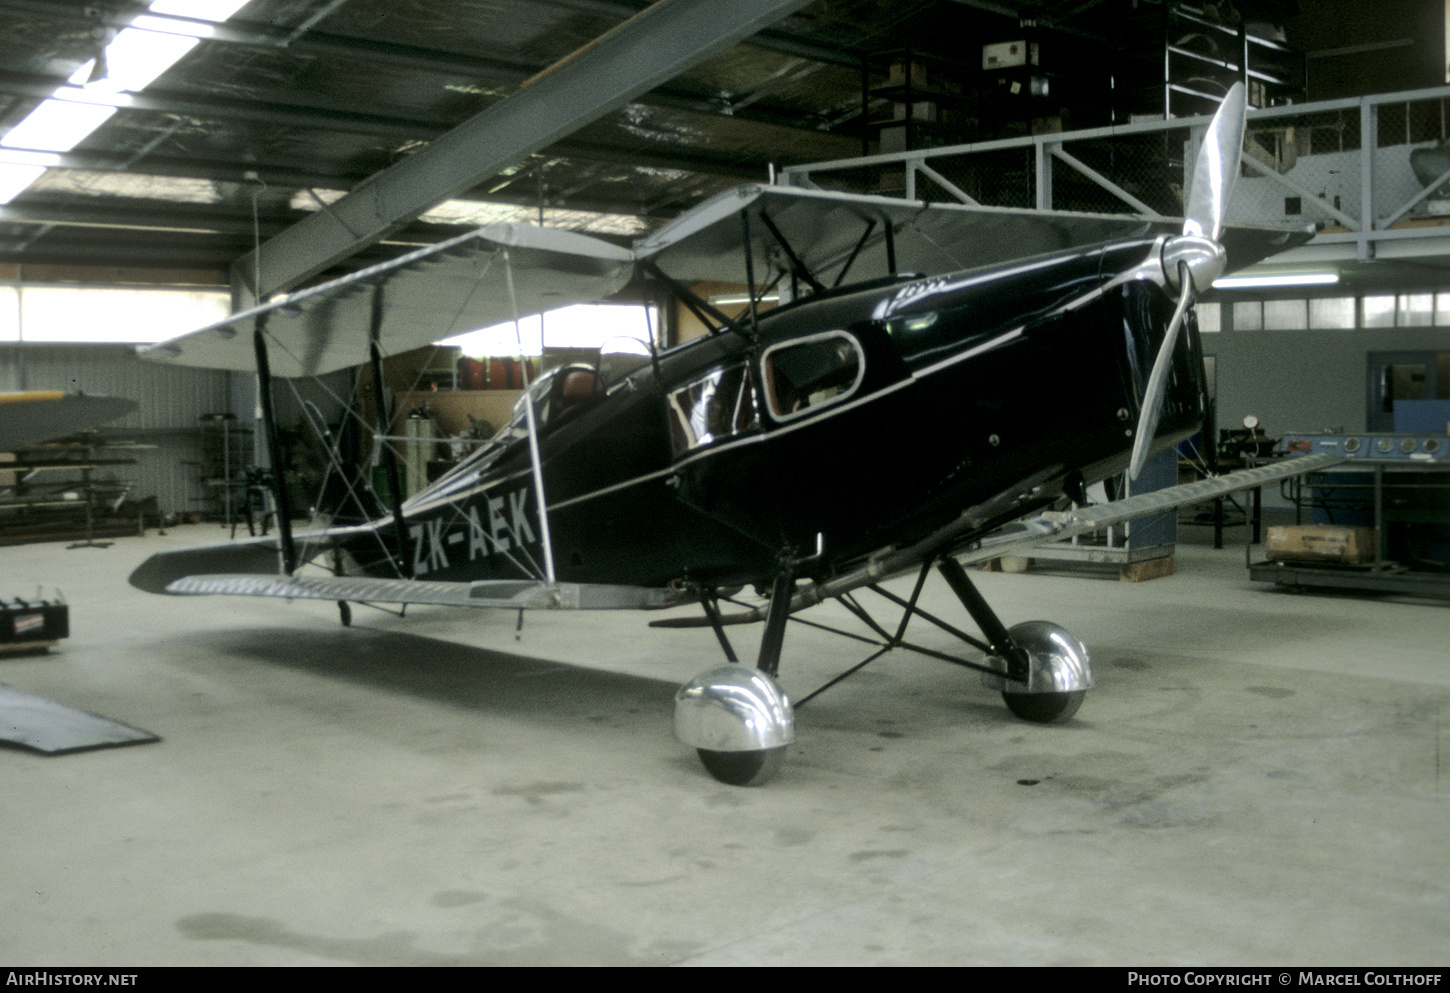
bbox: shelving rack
[1139,1,1306,119]
[195,413,252,526]
[0,435,137,545]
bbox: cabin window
[667,364,759,455]
[761,331,865,421]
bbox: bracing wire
[502,248,557,586]
[266,331,546,584]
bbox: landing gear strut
[671,552,1094,786]
[936,558,1093,723]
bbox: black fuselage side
[345,236,1201,591]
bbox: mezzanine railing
[781,84,1450,270]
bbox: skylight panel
[0,151,60,169]
[73,29,202,94]
[151,0,251,18]
[2,101,118,153]
[0,1,253,205]
[0,165,46,205]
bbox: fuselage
[338,234,1204,591]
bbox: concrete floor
[0,521,1447,966]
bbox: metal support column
[1360,100,1376,262]
[1035,140,1054,210]
[367,287,409,575]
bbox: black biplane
[129,85,1339,785]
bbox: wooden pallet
[1119,555,1175,582]
[977,554,1176,582]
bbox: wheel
[989,621,1092,723]
[1003,689,1085,724]
[675,665,793,784]
[697,747,785,786]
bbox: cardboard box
[983,41,1038,70]
[887,60,929,89]
[1266,525,1376,564]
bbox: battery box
[0,597,70,652]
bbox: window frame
[758,330,867,425]
[665,361,761,457]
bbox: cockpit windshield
[421,339,656,498]
[598,335,653,392]
[432,368,561,485]
[666,363,759,456]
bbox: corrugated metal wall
[1,343,238,517]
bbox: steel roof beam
[523,0,866,66]
[13,141,758,193]
[0,1,539,77]
[236,0,816,301]
[0,200,294,236]
[0,147,369,191]
[0,73,772,184]
[0,69,443,141]
[0,0,865,72]
[0,1,845,134]
[1,194,663,248]
[0,141,735,219]
[0,63,829,148]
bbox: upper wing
[136,224,634,377]
[635,184,1312,286]
[650,453,1347,629]
[135,184,1311,377]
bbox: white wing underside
[137,224,635,378]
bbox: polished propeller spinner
[1127,82,1247,481]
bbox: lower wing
[128,529,681,610]
[163,573,681,610]
[130,455,1340,617]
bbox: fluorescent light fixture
[3,101,118,152]
[151,0,251,17]
[0,150,61,169]
[0,165,47,204]
[0,1,252,205]
[1212,271,1340,289]
[132,13,225,41]
[71,27,201,93]
[708,292,782,306]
